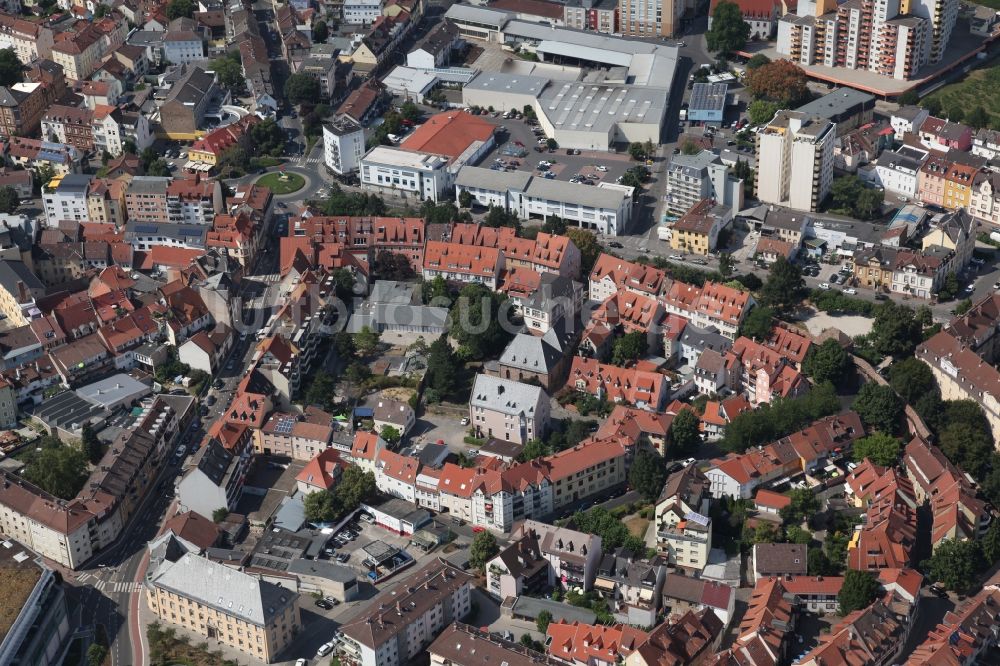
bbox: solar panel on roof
[134,224,159,234]
[685,511,710,526]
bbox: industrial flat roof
[524,178,630,209]
[444,4,512,27]
[362,146,448,170]
[690,82,728,113]
[796,87,875,120]
[455,165,533,191]
[464,71,550,97]
[538,80,666,134]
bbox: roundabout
[256,171,305,195]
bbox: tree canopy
[745,60,811,107]
[165,0,194,20]
[802,338,852,387]
[828,175,884,220]
[424,335,462,403]
[871,301,921,358]
[571,508,646,553]
[0,48,25,88]
[706,1,751,53]
[838,570,879,615]
[888,357,937,406]
[0,186,19,214]
[209,51,243,91]
[747,99,779,125]
[925,538,984,595]
[21,438,89,500]
[566,228,602,274]
[852,432,902,466]
[448,283,513,361]
[285,73,321,106]
[303,491,337,522]
[670,408,702,457]
[739,306,773,341]
[612,331,647,366]
[760,256,806,314]
[852,383,903,435]
[723,381,840,452]
[629,450,667,502]
[470,530,500,570]
[313,20,329,43]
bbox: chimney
[16,281,28,304]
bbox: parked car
[316,643,335,658]
[296,659,307,666]
[608,241,624,249]
[844,288,857,295]
[460,416,469,425]
[472,526,485,533]
[315,599,333,610]
[336,553,351,563]
[668,254,684,260]
[819,283,830,290]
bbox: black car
[608,241,624,249]
[213,379,224,390]
[315,599,334,610]
[336,553,351,563]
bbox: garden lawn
[256,171,305,194]
[925,61,1000,128]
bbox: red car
[472,526,485,533]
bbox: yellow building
[669,199,729,256]
[0,260,45,325]
[146,553,301,663]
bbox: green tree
[285,73,321,106]
[470,530,499,571]
[536,610,553,634]
[966,105,990,130]
[780,487,819,525]
[313,20,329,43]
[81,423,103,463]
[838,569,879,615]
[746,53,771,70]
[334,467,376,511]
[706,0,751,53]
[739,306,773,341]
[760,256,805,313]
[303,490,337,522]
[939,420,994,479]
[612,331,647,366]
[566,228,602,274]
[380,425,401,444]
[628,142,647,161]
[21,444,89,500]
[400,101,421,121]
[629,450,667,502]
[745,59,810,106]
[786,525,812,544]
[889,356,938,406]
[354,325,381,357]
[425,335,460,402]
[852,432,901,466]
[87,644,108,666]
[122,138,137,156]
[94,4,110,17]
[723,381,840,452]
[681,139,701,155]
[165,0,194,20]
[852,383,903,435]
[0,185,19,215]
[0,48,25,87]
[546,137,558,150]
[947,105,964,124]
[146,159,170,177]
[209,51,243,91]
[747,99,779,125]
[808,547,834,575]
[854,187,884,220]
[458,189,473,208]
[670,408,701,457]
[541,215,568,235]
[212,507,229,523]
[922,96,942,116]
[897,89,919,106]
[925,538,984,595]
[304,370,336,410]
[954,298,973,316]
[871,301,921,357]
[448,283,512,361]
[719,252,735,278]
[802,338,851,386]
[982,520,1000,565]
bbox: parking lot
[480,115,639,186]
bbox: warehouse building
[688,83,728,126]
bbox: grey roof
[444,4,512,27]
[499,325,571,373]
[124,221,208,247]
[876,149,925,173]
[165,66,216,105]
[537,80,667,134]
[149,552,298,626]
[370,280,418,305]
[75,373,151,407]
[689,82,728,113]
[510,596,597,624]
[796,87,875,121]
[464,71,550,97]
[324,116,363,137]
[470,374,544,416]
[0,260,43,295]
[668,150,718,178]
[679,323,731,356]
[455,165,533,192]
[893,105,927,122]
[127,30,165,48]
[287,557,357,583]
[525,274,576,310]
[411,20,458,56]
[32,390,110,430]
[524,178,630,209]
[191,439,235,487]
[57,173,93,193]
[127,176,170,194]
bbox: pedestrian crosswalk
[297,156,323,166]
[76,572,144,594]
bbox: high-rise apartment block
[777,0,957,79]
[755,111,835,212]
[619,0,683,37]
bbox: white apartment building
[469,374,549,446]
[163,31,205,64]
[665,149,744,217]
[521,180,633,236]
[971,171,1000,227]
[872,147,927,198]
[323,118,366,175]
[973,128,1000,161]
[339,559,474,666]
[454,166,531,211]
[42,174,92,226]
[891,105,930,140]
[755,111,835,213]
[343,0,383,24]
[360,146,452,202]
